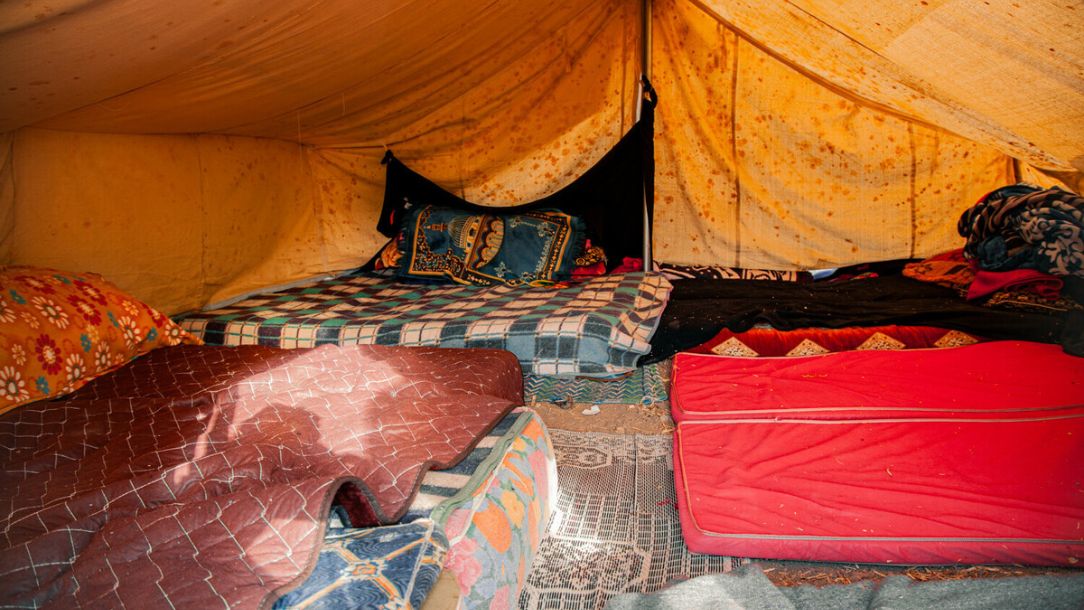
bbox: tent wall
[651,0,1015,268]
[1,0,1080,311]
[1,0,639,314]
[5,130,332,314]
[691,0,1083,173]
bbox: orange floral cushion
[0,266,201,414]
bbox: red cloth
[571,262,606,278]
[612,257,643,274]
[967,268,1063,300]
[902,248,975,289]
[676,414,1084,565]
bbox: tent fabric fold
[376,88,655,270]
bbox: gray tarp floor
[607,563,1084,609]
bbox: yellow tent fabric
[1,0,1081,313]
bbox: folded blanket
[967,268,1063,300]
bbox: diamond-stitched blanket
[177,272,673,377]
[0,344,521,609]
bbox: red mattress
[672,340,1084,422]
[672,341,1084,565]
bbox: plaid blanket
[178,272,672,377]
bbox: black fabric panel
[376,86,656,271]
[644,275,1078,362]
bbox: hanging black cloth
[374,80,657,271]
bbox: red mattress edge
[673,422,1084,567]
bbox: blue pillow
[398,205,585,286]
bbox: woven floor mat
[518,430,744,609]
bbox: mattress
[672,340,1084,422]
[671,341,1084,565]
[177,271,672,377]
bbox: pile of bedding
[179,271,672,377]
[644,272,1072,361]
[1,265,560,610]
[1,343,522,608]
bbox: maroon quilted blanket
[0,344,522,609]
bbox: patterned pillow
[372,237,403,271]
[0,266,201,414]
[398,205,585,286]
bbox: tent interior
[4,0,1081,313]
[2,0,1083,608]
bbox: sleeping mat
[671,341,1084,565]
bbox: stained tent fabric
[0,0,1081,313]
[376,88,655,272]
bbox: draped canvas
[0,0,1080,309]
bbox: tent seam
[730,35,741,268]
[196,136,208,308]
[908,123,917,259]
[1,131,16,262]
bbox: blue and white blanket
[178,272,672,377]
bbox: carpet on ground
[521,431,1084,610]
[518,430,743,609]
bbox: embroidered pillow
[0,266,202,414]
[398,205,585,286]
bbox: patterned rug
[523,360,671,407]
[519,431,746,609]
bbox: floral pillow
[0,266,201,414]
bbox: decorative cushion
[0,266,201,414]
[398,205,585,286]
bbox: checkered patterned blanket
[178,272,673,377]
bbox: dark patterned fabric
[0,344,521,609]
[178,272,672,377]
[958,183,1084,277]
[656,262,811,283]
[399,205,584,286]
[273,521,447,610]
[644,275,1074,362]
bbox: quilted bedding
[177,272,672,377]
[0,344,522,609]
